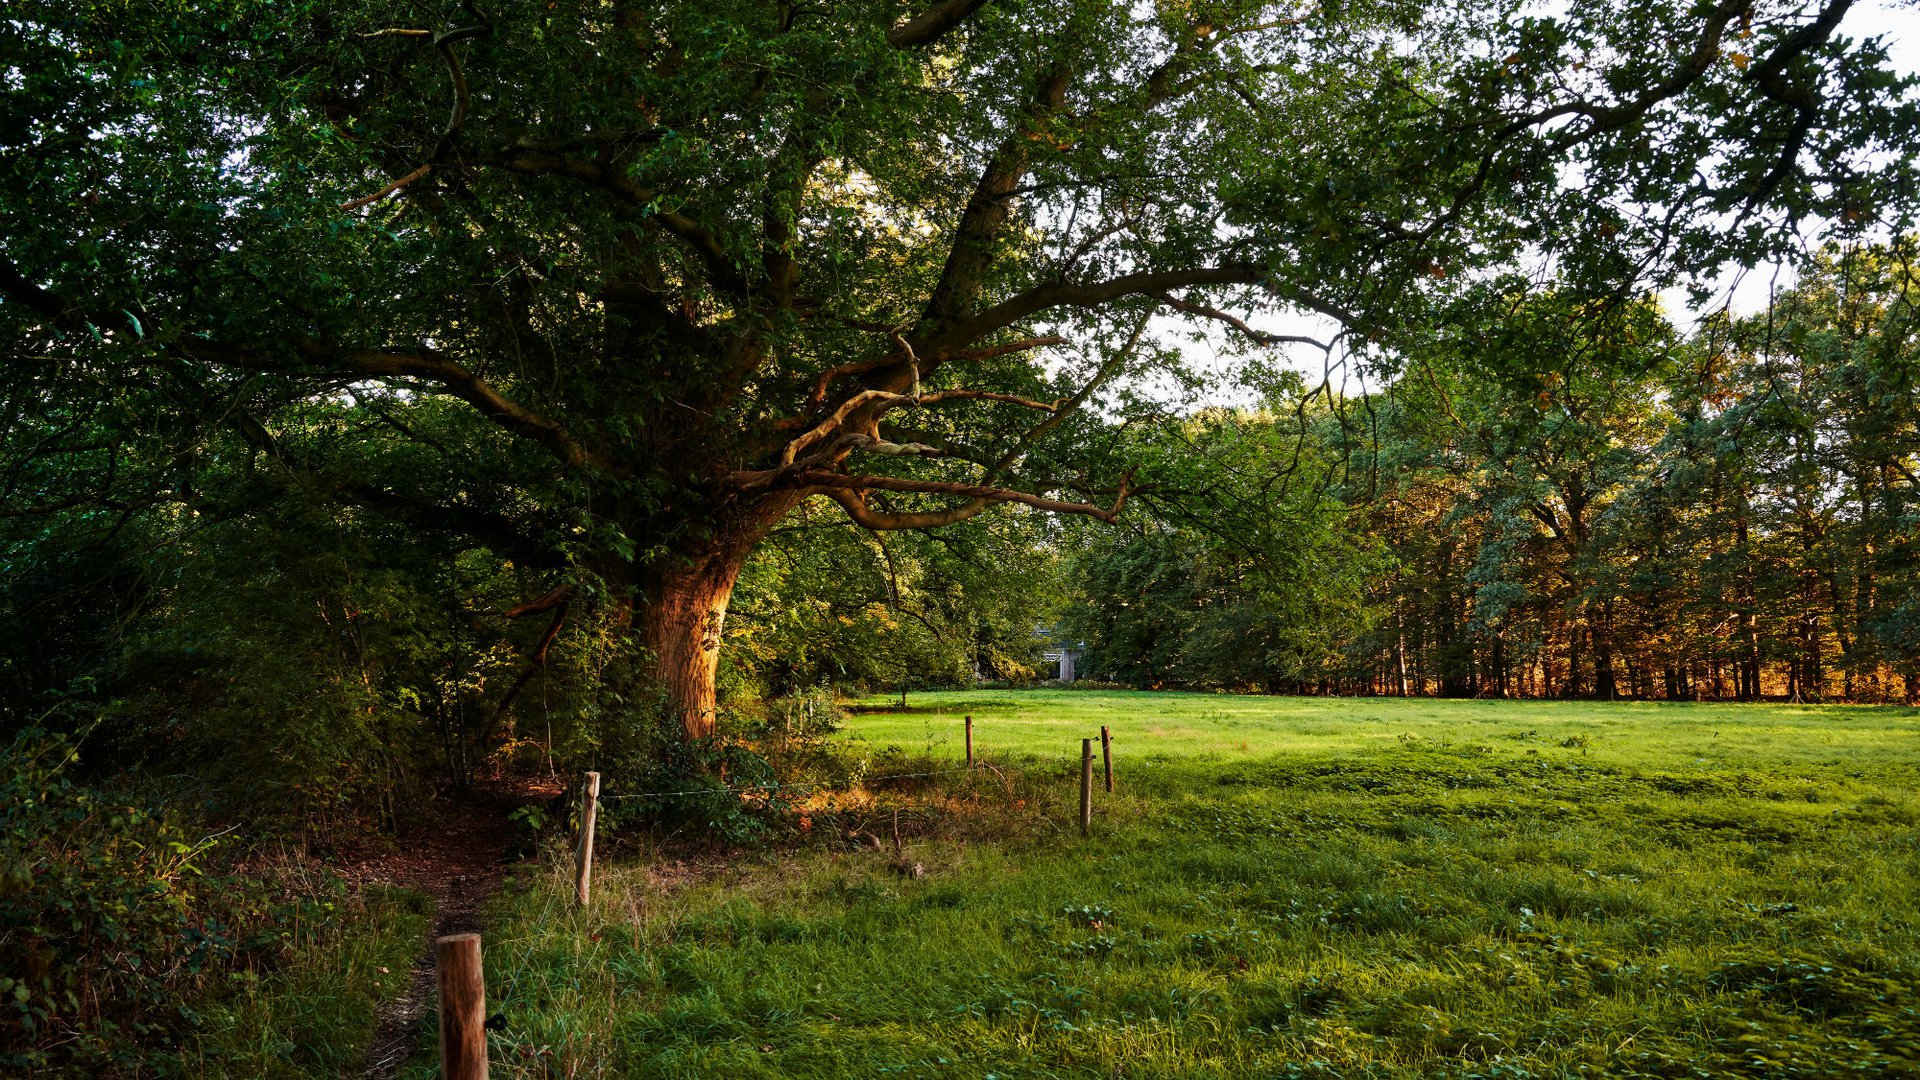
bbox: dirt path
[357,778,559,1080]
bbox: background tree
[728,504,1064,699]
[1063,393,1388,690]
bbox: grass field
[841,688,1920,771]
[444,691,1920,1078]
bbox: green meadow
[841,688,1920,771]
[421,692,1920,1078]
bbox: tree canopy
[3,0,1914,745]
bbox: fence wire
[594,764,986,802]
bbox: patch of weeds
[1185,925,1263,961]
[1059,903,1115,928]
[1052,933,1118,959]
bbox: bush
[747,685,845,759]
[0,729,341,1074]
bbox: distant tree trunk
[1594,599,1618,700]
[1490,633,1508,698]
[1566,612,1586,698]
[1795,523,1823,702]
[1832,563,1856,700]
[1736,500,1761,701]
[1394,603,1410,696]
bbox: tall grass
[178,883,431,1077]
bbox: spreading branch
[918,61,1072,331]
[806,467,1135,530]
[212,339,596,468]
[793,334,1067,420]
[886,0,996,49]
[340,163,431,212]
[340,15,490,209]
[1150,292,1331,350]
[778,385,1061,467]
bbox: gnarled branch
[802,468,1134,531]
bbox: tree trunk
[630,495,802,741]
[1394,602,1409,697]
[638,554,743,741]
[1594,599,1617,700]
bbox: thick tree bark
[633,496,801,741]
[638,555,743,742]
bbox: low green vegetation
[173,883,430,1078]
[0,731,431,1076]
[454,692,1920,1078]
[845,689,1920,771]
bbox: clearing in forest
[427,691,1920,1079]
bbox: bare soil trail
[357,777,560,1080]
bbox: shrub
[0,729,340,1073]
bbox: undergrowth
[0,728,429,1077]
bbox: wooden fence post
[436,933,487,1080]
[1079,738,1093,836]
[1101,725,1113,793]
[965,715,974,769]
[574,771,600,907]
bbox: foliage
[173,883,429,1079]
[0,727,424,1076]
[1056,246,1920,703]
[5,0,1911,753]
[729,510,1065,698]
[748,685,849,761]
[1321,246,1920,700]
[1061,400,1387,689]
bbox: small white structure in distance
[1043,645,1084,682]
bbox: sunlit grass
[842,688,1920,772]
[435,692,1920,1078]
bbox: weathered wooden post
[965,715,974,769]
[1100,725,1113,793]
[436,933,487,1080]
[574,771,600,907]
[1079,738,1093,836]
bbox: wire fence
[593,764,985,802]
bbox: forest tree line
[1064,247,1920,702]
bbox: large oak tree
[3,0,1912,738]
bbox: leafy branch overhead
[1,0,1913,736]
